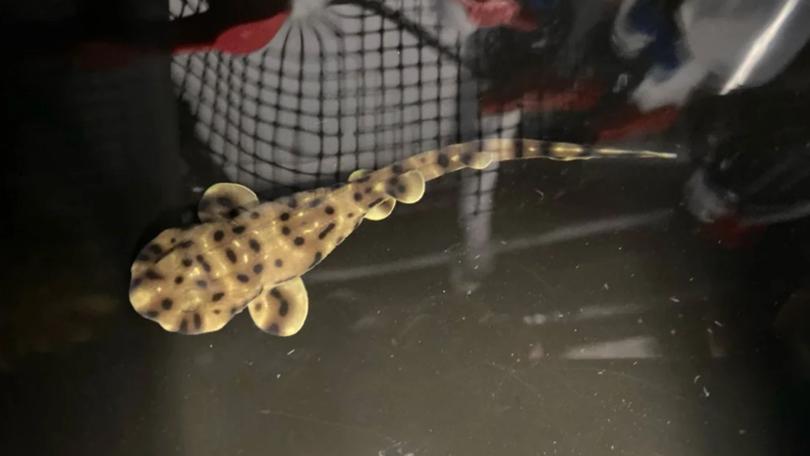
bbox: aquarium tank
[3,0,810,454]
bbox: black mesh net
[168,0,502,196]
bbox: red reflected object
[73,41,144,70]
[457,0,539,31]
[698,216,766,250]
[596,105,680,141]
[481,81,604,114]
[173,12,290,54]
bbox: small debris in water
[528,344,545,360]
[669,296,680,303]
[603,283,610,290]
[523,313,548,325]
[287,349,296,356]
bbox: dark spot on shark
[253,263,264,274]
[353,192,362,202]
[213,230,224,242]
[294,236,305,246]
[368,197,384,208]
[174,275,184,284]
[226,249,237,263]
[237,274,250,283]
[437,153,450,168]
[232,225,246,234]
[249,239,261,252]
[325,205,335,215]
[281,226,291,236]
[178,240,194,249]
[148,244,163,255]
[196,254,211,272]
[182,258,193,267]
[161,298,173,310]
[216,196,234,207]
[280,212,290,221]
[460,151,473,165]
[319,223,336,239]
[212,292,225,302]
[179,319,188,333]
[310,251,323,268]
[309,198,322,208]
[193,313,202,330]
[540,141,553,156]
[279,300,289,316]
[145,269,163,280]
[275,259,283,267]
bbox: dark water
[3,1,810,455]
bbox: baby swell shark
[129,138,676,336]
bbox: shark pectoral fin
[249,277,309,336]
[131,283,240,336]
[365,197,396,221]
[348,169,371,182]
[198,182,259,223]
[387,170,425,204]
[466,151,495,170]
